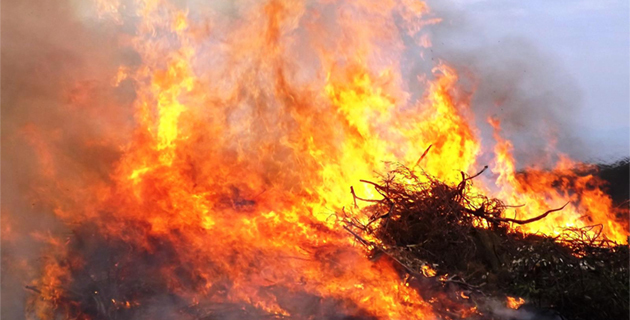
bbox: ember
[2,0,628,320]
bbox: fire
[506,296,525,309]
[421,265,437,277]
[9,0,627,318]
[489,118,628,242]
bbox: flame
[15,0,628,318]
[506,296,525,309]
[489,118,628,242]
[421,265,437,277]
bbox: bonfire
[2,1,628,320]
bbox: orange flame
[489,117,628,242]
[506,296,525,309]
[14,0,628,318]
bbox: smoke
[485,300,563,320]
[421,0,588,168]
[1,0,133,317]
[0,0,616,318]
[1,2,412,318]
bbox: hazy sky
[447,0,629,161]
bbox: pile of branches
[343,165,629,320]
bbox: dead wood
[342,164,629,320]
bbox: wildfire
[9,0,628,319]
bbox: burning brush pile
[343,163,629,320]
[19,162,630,320]
[2,0,629,320]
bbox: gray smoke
[420,0,590,168]
[0,0,614,318]
[1,0,132,317]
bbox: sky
[444,0,629,162]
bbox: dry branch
[342,164,629,320]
